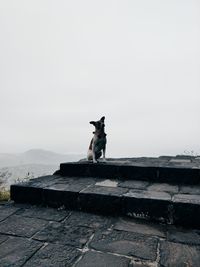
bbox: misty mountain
[0,149,85,190]
[0,149,84,168]
[0,164,58,190]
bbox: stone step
[10,175,200,229]
[59,161,200,185]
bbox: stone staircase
[10,159,200,229]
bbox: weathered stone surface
[81,185,128,196]
[0,214,47,237]
[114,217,165,237]
[124,190,171,201]
[0,236,42,267]
[23,243,81,267]
[173,199,200,228]
[65,211,113,229]
[170,159,191,163]
[43,188,79,209]
[147,183,178,194]
[173,194,200,204]
[167,228,200,245]
[16,206,70,222]
[158,167,200,185]
[0,205,19,222]
[95,179,119,187]
[44,181,88,192]
[34,221,94,248]
[10,184,44,204]
[90,230,158,260]
[75,250,130,267]
[60,161,200,184]
[179,185,200,195]
[123,190,171,223]
[79,185,127,215]
[118,180,149,190]
[160,241,200,267]
[0,234,9,245]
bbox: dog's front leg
[92,143,97,163]
[103,147,106,162]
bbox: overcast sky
[0,0,199,157]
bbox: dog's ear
[100,116,105,122]
[89,121,96,125]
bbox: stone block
[75,250,130,267]
[0,214,47,238]
[23,243,81,267]
[0,236,42,267]
[16,206,70,222]
[90,229,158,261]
[123,190,171,223]
[114,217,165,238]
[159,241,200,267]
[78,185,127,215]
[0,205,20,222]
[33,221,94,248]
[167,227,200,246]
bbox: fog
[0,0,199,157]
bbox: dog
[87,116,107,163]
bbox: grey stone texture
[33,221,94,248]
[23,243,81,267]
[0,236,42,267]
[160,241,200,267]
[16,205,70,222]
[0,205,20,222]
[75,251,131,267]
[90,229,158,260]
[0,202,200,267]
[114,217,166,237]
[0,214,47,237]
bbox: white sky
[0,0,200,157]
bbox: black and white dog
[87,116,107,163]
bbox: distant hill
[0,149,85,190]
[0,164,58,190]
[0,149,84,168]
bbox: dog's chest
[94,137,106,151]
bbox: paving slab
[65,211,113,229]
[75,250,131,267]
[23,243,81,267]
[118,180,149,190]
[0,236,43,267]
[179,185,200,195]
[147,183,179,194]
[0,202,200,266]
[90,229,158,261]
[0,234,9,245]
[0,205,20,222]
[33,221,94,248]
[167,227,200,246]
[16,206,70,222]
[114,217,165,238]
[159,241,200,267]
[0,214,47,238]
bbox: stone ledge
[60,162,200,185]
[10,175,200,228]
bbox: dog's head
[90,116,105,132]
